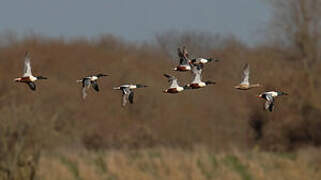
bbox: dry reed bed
[38,147,321,180]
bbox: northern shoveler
[234,64,261,90]
[14,52,47,91]
[184,64,216,89]
[163,74,189,93]
[257,91,288,112]
[113,84,148,107]
[174,46,192,72]
[77,73,108,99]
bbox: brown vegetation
[0,0,321,179]
[38,147,321,180]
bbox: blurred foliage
[0,1,321,178]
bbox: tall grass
[37,147,321,180]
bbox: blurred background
[1,0,321,179]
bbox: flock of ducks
[14,48,288,111]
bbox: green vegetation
[224,155,252,180]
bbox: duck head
[277,91,288,96]
[205,81,216,85]
[210,57,220,62]
[96,73,108,77]
[183,85,192,90]
[37,76,48,80]
[136,84,148,88]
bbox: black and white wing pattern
[81,78,91,99]
[128,91,134,104]
[240,64,250,85]
[177,47,184,59]
[121,87,133,107]
[23,52,32,77]
[263,93,274,112]
[178,47,189,65]
[91,80,99,92]
[164,74,179,88]
[191,64,203,83]
[27,82,36,91]
[182,46,189,59]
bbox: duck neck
[205,81,216,85]
[250,83,260,88]
[36,76,47,80]
[183,85,192,90]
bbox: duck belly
[191,82,206,89]
[16,77,32,83]
[176,66,191,71]
[236,84,250,90]
[190,83,202,89]
[166,88,180,93]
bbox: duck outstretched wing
[240,63,250,85]
[23,52,32,77]
[191,64,203,83]
[164,74,179,88]
[27,82,36,91]
[129,91,134,104]
[121,87,132,107]
[91,80,99,92]
[81,78,91,99]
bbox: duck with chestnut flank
[113,84,148,107]
[184,64,215,89]
[234,64,261,90]
[14,52,47,91]
[257,91,288,112]
[163,74,189,93]
[173,46,192,72]
[77,73,108,99]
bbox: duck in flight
[234,64,261,90]
[113,84,148,107]
[174,46,192,72]
[14,52,47,91]
[257,91,288,112]
[77,73,108,99]
[184,64,216,89]
[180,46,219,65]
[163,74,189,93]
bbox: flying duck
[163,74,189,93]
[14,52,47,91]
[184,64,216,89]
[173,46,192,72]
[234,64,261,90]
[113,84,148,107]
[77,73,108,99]
[257,91,288,112]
